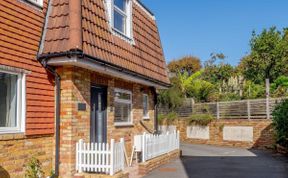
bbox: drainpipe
[40,59,61,177]
[152,87,159,134]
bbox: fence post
[120,138,125,170]
[247,100,251,120]
[78,139,83,173]
[110,139,115,176]
[216,102,220,119]
[177,130,180,149]
[142,132,146,162]
[190,98,194,114]
[76,140,79,172]
[266,79,270,119]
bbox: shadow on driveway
[144,144,288,178]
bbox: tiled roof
[41,0,169,85]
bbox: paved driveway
[144,143,288,178]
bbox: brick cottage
[0,0,170,177]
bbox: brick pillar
[57,66,91,177]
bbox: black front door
[90,86,107,143]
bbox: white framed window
[106,0,133,40]
[114,88,132,126]
[0,69,26,134]
[25,0,43,8]
[143,94,149,119]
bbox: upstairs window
[106,0,133,40]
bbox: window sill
[112,29,135,45]
[0,132,25,141]
[142,117,150,120]
[114,122,134,127]
[21,0,43,10]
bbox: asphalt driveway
[144,143,288,178]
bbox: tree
[177,70,202,97]
[240,27,288,84]
[271,76,288,97]
[177,70,218,102]
[203,53,235,84]
[168,56,201,75]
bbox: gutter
[38,50,171,89]
[40,59,61,177]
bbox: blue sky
[141,0,288,66]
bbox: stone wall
[58,66,156,177]
[168,119,275,149]
[0,134,53,178]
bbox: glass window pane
[114,102,131,123]
[143,95,148,117]
[114,0,126,11]
[115,91,131,100]
[0,72,18,127]
[114,10,126,33]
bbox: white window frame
[143,94,149,119]
[0,69,26,134]
[25,0,43,8]
[114,88,133,126]
[106,0,133,42]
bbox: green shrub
[272,99,288,148]
[158,112,178,125]
[189,114,215,126]
[25,157,44,178]
[166,111,178,121]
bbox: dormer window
[106,0,133,40]
[114,0,127,34]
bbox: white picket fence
[142,131,180,162]
[76,138,125,175]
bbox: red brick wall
[0,0,55,135]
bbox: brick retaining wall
[169,119,275,149]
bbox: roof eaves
[37,50,171,88]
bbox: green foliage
[158,85,183,110]
[25,157,44,178]
[158,112,178,125]
[271,76,288,97]
[203,53,235,84]
[219,92,241,101]
[189,114,215,126]
[175,70,218,102]
[272,99,288,148]
[243,80,265,99]
[187,79,218,102]
[168,56,202,75]
[240,27,288,84]
[177,70,202,96]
